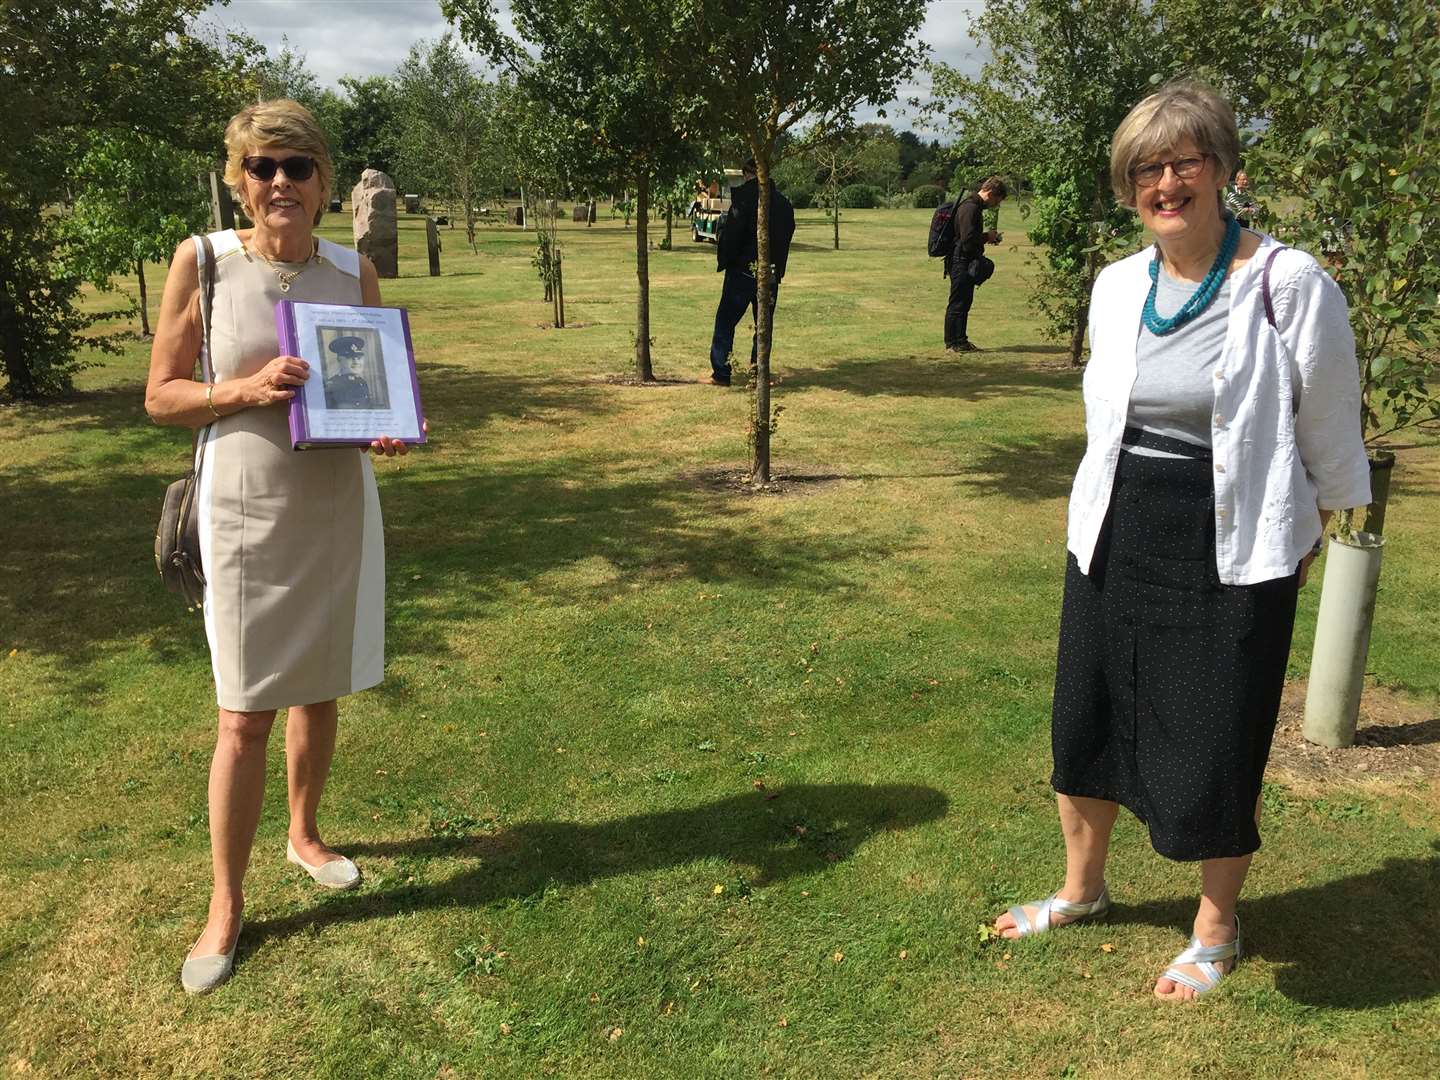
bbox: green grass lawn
[1,206,1437,1078]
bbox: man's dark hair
[978,176,1008,198]
[742,158,757,174]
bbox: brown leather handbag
[154,235,217,611]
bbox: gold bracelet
[205,383,221,419]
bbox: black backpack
[927,198,957,257]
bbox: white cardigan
[1068,234,1372,586]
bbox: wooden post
[426,217,441,277]
[209,171,235,230]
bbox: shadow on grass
[778,353,1079,401]
[959,434,1087,502]
[1116,843,1440,1008]
[245,782,948,946]
[3,366,895,693]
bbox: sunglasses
[242,155,317,183]
[1131,154,1209,188]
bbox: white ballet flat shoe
[286,838,361,890]
[181,919,241,995]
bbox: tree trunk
[635,172,654,381]
[832,181,841,250]
[665,205,673,248]
[624,190,631,227]
[752,153,775,484]
[553,246,565,328]
[136,258,151,336]
[1071,182,1104,366]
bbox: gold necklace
[249,242,319,292]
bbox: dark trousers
[709,268,779,383]
[944,264,975,347]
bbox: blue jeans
[709,268,779,383]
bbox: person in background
[705,159,797,387]
[991,81,1369,1001]
[945,176,1007,352]
[1224,167,1259,228]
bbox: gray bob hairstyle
[1110,80,1240,207]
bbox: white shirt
[1068,234,1372,586]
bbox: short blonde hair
[222,99,333,225]
[1110,80,1240,207]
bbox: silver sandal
[1005,885,1110,936]
[1159,917,1241,996]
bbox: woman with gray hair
[146,99,419,993]
[991,81,1369,999]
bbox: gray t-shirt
[1125,266,1230,457]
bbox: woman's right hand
[239,356,310,407]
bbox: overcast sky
[201,0,989,136]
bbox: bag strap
[191,234,218,466]
[1261,244,1285,330]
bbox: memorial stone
[329,197,342,213]
[572,205,588,223]
[507,205,525,227]
[404,194,421,214]
[352,169,398,279]
[426,217,441,277]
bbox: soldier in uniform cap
[325,336,372,409]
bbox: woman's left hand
[1298,551,1318,587]
[368,417,429,457]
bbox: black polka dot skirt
[1050,448,1299,862]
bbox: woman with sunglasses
[146,99,415,993]
[991,81,1369,999]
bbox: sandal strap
[1008,886,1109,937]
[1161,962,1221,994]
[1170,935,1239,967]
[1047,886,1109,919]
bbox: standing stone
[572,205,588,223]
[404,194,421,214]
[507,205,525,227]
[352,169,398,279]
[426,217,441,277]
[209,171,235,231]
[329,197,342,213]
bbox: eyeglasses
[242,155,317,183]
[1131,154,1209,188]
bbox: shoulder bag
[154,235,217,611]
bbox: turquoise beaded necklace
[1142,214,1240,336]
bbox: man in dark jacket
[945,176,1007,352]
[706,160,797,386]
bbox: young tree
[444,0,703,382]
[0,0,251,399]
[929,0,1159,365]
[800,122,900,249]
[394,35,506,252]
[1253,0,1439,450]
[63,132,212,335]
[685,0,928,482]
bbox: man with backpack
[932,176,1007,352]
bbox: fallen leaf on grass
[833,950,845,963]
[713,884,725,895]
[636,936,646,947]
[778,1017,789,1028]
[499,1023,512,1036]
[977,922,1000,942]
[899,949,909,960]
[589,992,600,1003]
[1100,942,1115,953]
[753,780,765,790]
[607,1027,623,1042]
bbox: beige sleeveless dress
[195,229,384,711]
